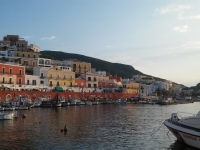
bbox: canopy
[55,86,63,92]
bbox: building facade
[0,63,25,89]
[13,51,40,58]
[28,44,40,52]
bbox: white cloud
[172,25,188,32]
[41,36,56,40]
[22,36,32,40]
[155,4,191,15]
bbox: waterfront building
[170,84,182,93]
[74,78,86,92]
[147,83,159,95]
[13,51,40,58]
[28,44,40,53]
[3,35,28,51]
[0,63,25,90]
[140,84,149,98]
[24,75,40,90]
[33,67,49,89]
[123,82,140,94]
[47,68,75,89]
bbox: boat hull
[164,119,200,149]
[0,112,13,120]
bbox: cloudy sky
[1,0,200,87]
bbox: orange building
[0,63,25,85]
[75,79,86,87]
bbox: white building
[37,58,51,67]
[33,67,49,88]
[140,84,149,98]
[24,75,40,90]
[96,71,106,76]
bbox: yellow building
[71,61,91,77]
[123,82,140,94]
[13,51,40,58]
[48,69,75,87]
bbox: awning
[55,86,63,92]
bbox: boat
[33,99,42,107]
[157,98,173,105]
[51,94,62,107]
[164,111,200,149]
[85,101,92,105]
[40,100,52,107]
[117,99,126,104]
[11,95,34,109]
[92,101,100,105]
[0,112,14,120]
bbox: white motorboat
[0,112,14,120]
[164,111,200,149]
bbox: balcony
[40,76,46,79]
[48,76,54,79]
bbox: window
[32,80,36,85]
[2,77,5,83]
[70,82,72,87]
[64,82,66,85]
[9,78,12,84]
[94,84,97,88]
[88,77,91,81]
[9,69,12,75]
[2,68,5,74]
[57,82,59,86]
[50,81,52,86]
[19,79,22,84]
[27,80,29,85]
[19,70,22,75]
[40,81,44,84]
[33,55,35,58]
[28,54,30,58]
[22,54,25,57]
[88,84,91,88]
[41,73,43,78]
[16,53,19,56]
[94,77,97,81]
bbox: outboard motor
[171,113,179,122]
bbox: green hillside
[40,50,143,78]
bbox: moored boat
[0,112,14,120]
[164,111,200,149]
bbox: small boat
[51,94,62,107]
[92,101,100,105]
[164,111,200,149]
[0,112,14,120]
[80,101,86,105]
[85,101,92,105]
[117,99,126,105]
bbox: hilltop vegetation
[40,50,143,78]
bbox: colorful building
[0,63,25,89]
[123,82,140,94]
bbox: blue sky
[1,0,200,87]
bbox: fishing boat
[0,112,14,120]
[164,111,200,149]
[51,94,62,107]
[11,95,34,109]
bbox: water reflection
[0,103,199,149]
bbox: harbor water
[0,103,200,150]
